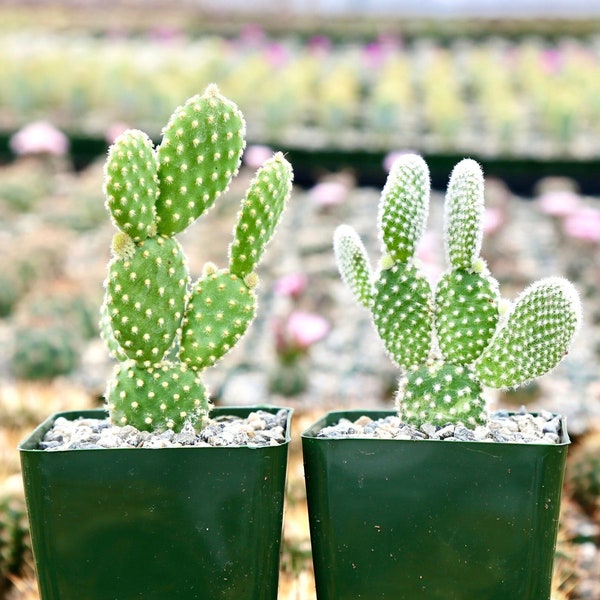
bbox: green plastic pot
[19,406,292,600]
[302,409,569,600]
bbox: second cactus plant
[101,83,293,433]
[334,153,581,429]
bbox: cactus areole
[101,84,293,433]
[334,154,581,430]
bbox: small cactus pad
[105,236,189,364]
[229,152,293,277]
[180,269,257,370]
[475,277,581,388]
[333,224,373,309]
[155,85,246,236]
[435,270,500,364]
[372,262,433,369]
[444,159,485,270]
[378,154,430,263]
[103,129,158,242]
[106,360,211,432]
[398,362,487,428]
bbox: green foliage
[102,85,293,433]
[0,479,30,591]
[11,324,79,380]
[334,154,581,429]
[567,433,600,516]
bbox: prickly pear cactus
[334,154,581,429]
[101,85,293,432]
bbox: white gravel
[316,408,565,444]
[39,409,289,450]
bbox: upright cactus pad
[334,153,581,429]
[333,225,373,309]
[106,360,210,432]
[401,362,487,428]
[229,152,293,277]
[103,129,158,242]
[475,277,580,389]
[435,270,499,364]
[372,262,432,369]
[180,268,257,370]
[104,236,189,365]
[101,85,293,432]
[378,154,430,263]
[155,85,246,236]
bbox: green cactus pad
[475,277,581,388]
[229,152,293,277]
[435,269,500,365]
[372,262,433,369]
[398,362,487,428]
[444,158,485,270]
[155,85,246,236]
[333,224,373,309]
[103,129,158,242]
[378,154,430,263]
[180,269,257,370]
[106,360,211,432]
[105,236,189,365]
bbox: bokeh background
[1,1,600,598]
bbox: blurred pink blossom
[309,180,349,208]
[482,207,505,235]
[284,311,329,350]
[265,42,288,68]
[382,150,417,174]
[10,121,69,156]
[238,24,265,47]
[562,207,600,243]
[307,35,332,56]
[274,273,308,298]
[243,144,273,170]
[416,230,442,284]
[537,190,581,217]
[105,122,130,145]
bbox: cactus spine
[101,84,293,432]
[334,154,581,429]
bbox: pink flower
[416,231,442,284]
[243,145,273,170]
[562,207,600,243]
[274,273,308,298]
[482,207,505,235]
[284,311,329,350]
[307,35,332,56]
[382,150,417,174]
[537,190,581,217]
[265,42,288,68]
[10,121,69,156]
[309,180,349,208]
[105,122,130,145]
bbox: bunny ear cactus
[334,154,581,430]
[101,84,293,433]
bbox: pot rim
[19,405,294,453]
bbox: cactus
[334,154,581,429]
[11,324,80,381]
[101,84,293,433]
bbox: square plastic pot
[302,409,569,600]
[19,406,292,600]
